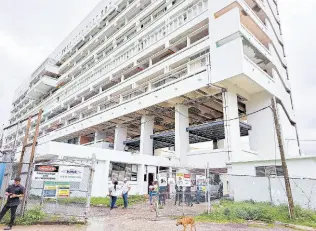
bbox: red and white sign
[33,165,59,181]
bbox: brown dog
[176,217,196,231]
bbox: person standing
[121,178,131,209]
[185,186,193,206]
[0,177,25,230]
[149,181,158,211]
[109,181,119,210]
[148,182,154,205]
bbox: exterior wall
[231,158,316,209]
[231,157,316,179]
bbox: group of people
[108,178,131,210]
[148,181,200,208]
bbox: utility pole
[271,98,295,219]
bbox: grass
[44,195,146,208]
[0,206,46,226]
[196,200,316,228]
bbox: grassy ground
[0,195,146,226]
[51,195,146,207]
[196,200,316,228]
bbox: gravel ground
[1,202,296,231]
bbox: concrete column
[166,0,173,10]
[114,124,127,151]
[222,90,241,161]
[92,160,110,197]
[104,160,110,195]
[95,131,107,143]
[187,37,191,46]
[137,164,145,195]
[175,104,189,165]
[140,115,154,155]
[247,91,278,159]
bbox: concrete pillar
[187,37,191,46]
[92,160,110,197]
[175,104,189,165]
[222,90,241,161]
[104,160,110,195]
[247,91,278,159]
[140,115,154,155]
[114,124,127,151]
[166,0,173,10]
[137,164,145,195]
[95,131,107,143]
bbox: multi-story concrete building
[2,0,312,196]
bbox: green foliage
[196,200,316,228]
[47,195,146,207]
[1,206,46,226]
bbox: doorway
[148,173,154,193]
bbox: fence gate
[25,156,95,220]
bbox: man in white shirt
[121,178,131,208]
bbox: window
[109,162,138,181]
[255,165,284,177]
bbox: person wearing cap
[121,178,131,209]
[0,177,25,230]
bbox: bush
[196,200,316,228]
[1,206,46,226]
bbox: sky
[0,0,315,153]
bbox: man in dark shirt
[0,177,25,230]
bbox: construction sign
[43,181,70,199]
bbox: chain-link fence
[0,150,96,220]
[148,167,316,219]
[27,162,94,219]
[229,174,316,211]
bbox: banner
[59,166,84,182]
[43,181,57,198]
[43,182,70,198]
[183,174,191,187]
[56,182,70,198]
[158,176,167,187]
[176,173,184,186]
[33,165,59,181]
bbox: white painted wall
[231,157,316,209]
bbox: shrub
[1,206,46,226]
[196,200,316,228]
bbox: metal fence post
[85,154,96,222]
[182,185,185,216]
[268,176,273,205]
[207,162,211,214]
[204,165,207,212]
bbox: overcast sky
[0,0,315,153]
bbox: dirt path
[1,221,295,231]
[2,202,296,231]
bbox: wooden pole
[28,109,42,168]
[18,117,32,175]
[21,109,43,216]
[271,98,295,219]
